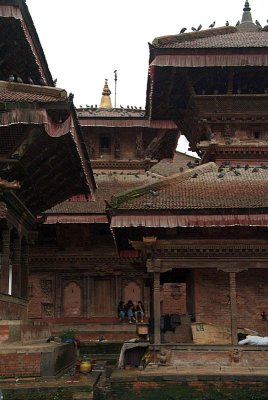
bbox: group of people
[117,300,145,323]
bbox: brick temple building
[107,1,268,363]
[27,78,197,340]
[0,0,268,376]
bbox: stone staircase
[49,317,139,342]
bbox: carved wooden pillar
[153,271,161,345]
[20,240,29,299]
[219,265,245,346]
[229,271,238,345]
[115,275,122,306]
[54,275,62,317]
[89,276,94,315]
[12,235,22,297]
[0,228,11,294]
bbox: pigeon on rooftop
[180,27,187,34]
[197,24,202,31]
[226,21,229,26]
[255,20,262,27]
[191,27,197,31]
[209,21,216,28]
[236,20,240,26]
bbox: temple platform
[0,341,77,377]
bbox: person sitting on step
[134,301,145,323]
[117,300,126,321]
[125,299,135,323]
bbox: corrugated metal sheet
[80,119,177,129]
[111,214,268,228]
[45,215,108,224]
[150,54,268,70]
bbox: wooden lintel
[160,259,268,271]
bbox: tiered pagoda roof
[0,0,96,216]
[146,1,268,129]
[44,151,199,224]
[109,163,268,211]
[0,0,53,86]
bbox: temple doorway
[94,278,114,316]
[63,282,82,316]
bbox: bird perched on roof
[244,164,250,170]
[8,74,15,82]
[260,163,268,169]
[191,27,197,31]
[120,105,123,108]
[17,76,23,83]
[39,78,46,86]
[86,104,89,107]
[236,20,240,26]
[234,170,241,176]
[209,21,216,28]
[197,24,202,31]
[28,77,34,84]
[218,172,225,179]
[68,93,74,102]
[192,173,198,178]
[180,27,187,34]
[226,21,229,26]
[53,78,57,86]
[255,20,262,27]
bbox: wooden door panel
[94,279,114,315]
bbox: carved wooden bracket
[217,266,248,274]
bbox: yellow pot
[80,360,92,373]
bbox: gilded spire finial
[99,79,113,108]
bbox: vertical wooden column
[115,274,122,306]
[87,276,94,317]
[20,240,29,299]
[229,271,238,345]
[153,271,161,345]
[0,228,11,294]
[12,236,22,297]
[54,275,62,317]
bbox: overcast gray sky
[26,0,267,154]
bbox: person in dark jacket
[117,300,126,321]
[125,299,135,323]
[134,301,145,323]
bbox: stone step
[72,392,93,400]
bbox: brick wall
[28,274,54,318]
[161,283,186,315]
[0,295,27,320]
[0,352,41,377]
[194,269,268,335]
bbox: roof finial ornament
[99,79,113,109]
[238,0,258,31]
[243,1,251,12]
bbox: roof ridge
[109,162,216,208]
[152,26,237,47]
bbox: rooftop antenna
[114,70,117,108]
